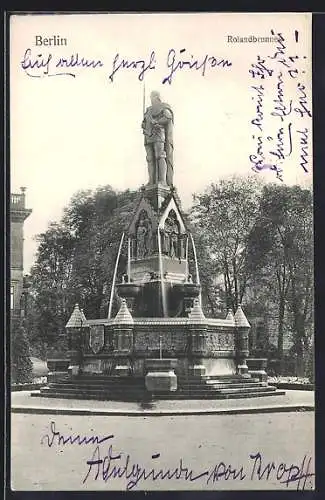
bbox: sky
[10,13,312,272]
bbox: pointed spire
[188,298,205,323]
[80,308,87,323]
[66,303,84,328]
[225,308,235,325]
[234,304,250,328]
[113,299,134,325]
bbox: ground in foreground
[11,411,314,491]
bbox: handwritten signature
[20,47,232,83]
[40,422,314,491]
[82,444,314,490]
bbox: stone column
[112,299,134,376]
[188,298,207,377]
[234,305,251,377]
[65,303,85,377]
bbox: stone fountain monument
[38,91,281,400]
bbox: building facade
[10,188,32,319]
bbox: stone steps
[40,386,274,397]
[34,371,283,401]
[54,378,145,386]
[217,386,276,394]
[33,387,284,401]
[179,383,268,390]
[50,380,267,391]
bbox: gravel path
[11,389,314,414]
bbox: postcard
[9,12,314,491]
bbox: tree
[190,175,264,313]
[27,223,75,346]
[191,177,313,377]
[26,186,139,351]
[11,319,33,384]
[62,186,139,318]
[248,184,313,374]
[284,188,313,376]
[247,185,292,365]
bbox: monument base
[189,365,206,377]
[145,359,178,392]
[114,365,130,377]
[67,365,79,376]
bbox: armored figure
[136,211,153,258]
[163,211,180,258]
[170,230,178,258]
[142,91,174,186]
[136,220,147,258]
[144,217,153,254]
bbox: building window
[10,285,14,310]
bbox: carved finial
[113,298,134,325]
[225,308,235,325]
[234,304,250,328]
[188,298,205,323]
[65,303,83,329]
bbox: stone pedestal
[67,329,82,378]
[48,371,68,382]
[247,358,268,382]
[237,362,251,378]
[145,359,178,392]
[189,365,206,377]
[114,365,130,376]
[67,365,79,376]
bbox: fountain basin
[173,283,201,298]
[116,282,143,298]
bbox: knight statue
[142,90,174,186]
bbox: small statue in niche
[144,216,153,255]
[166,216,179,258]
[136,210,153,258]
[164,213,175,256]
[137,219,147,258]
[162,230,170,255]
[170,230,178,258]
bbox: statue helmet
[150,90,161,103]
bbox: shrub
[11,319,33,384]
